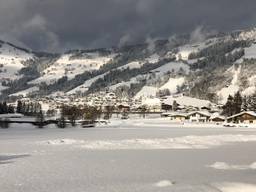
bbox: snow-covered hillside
[2,27,256,101]
[237,28,256,41]
[152,61,189,74]
[67,73,107,95]
[29,52,116,85]
[217,65,241,104]
[0,41,34,82]
[11,86,39,97]
[160,77,185,92]
[135,86,159,99]
[174,38,218,61]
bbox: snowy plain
[1,117,256,192]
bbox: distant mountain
[1,27,256,104]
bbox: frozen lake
[1,118,256,192]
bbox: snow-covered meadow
[1,118,256,192]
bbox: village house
[227,111,256,124]
[170,113,187,122]
[186,111,211,123]
[209,113,226,123]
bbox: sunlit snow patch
[154,180,174,187]
[214,182,256,192]
[40,134,256,150]
[209,162,256,170]
[40,139,85,145]
[79,134,256,150]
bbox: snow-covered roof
[162,95,212,109]
[209,113,226,120]
[227,111,256,120]
[210,116,225,120]
[169,113,188,118]
[187,111,211,117]
[142,98,161,106]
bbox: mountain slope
[1,27,256,104]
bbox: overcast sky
[0,0,256,52]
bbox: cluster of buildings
[11,91,256,125]
[164,109,256,125]
[159,95,256,125]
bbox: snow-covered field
[1,118,256,192]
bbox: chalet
[187,111,210,123]
[210,113,225,123]
[210,116,225,123]
[227,111,256,124]
[170,113,187,122]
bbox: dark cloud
[0,0,256,52]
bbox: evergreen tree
[0,102,3,114]
[248,93,256,111]
[172,100,178,111]
[103,105,114,120]
[139,105,147,119]
[233,91,242,114]
[57,115,66,128]
[241,96,248,111]
[57,106,66,128]
[16,100,23,113]
[36,110,45,128]
[222,95,234,116]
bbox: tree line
[16,100,42,116]
[222,91,256,117]
[0,102,15,114]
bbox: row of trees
[222,92,242,116]
[58,105,109,128]
[16,100,42,116]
